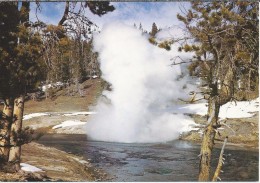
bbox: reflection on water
[38,134,259,181]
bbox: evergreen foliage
[177,1,258,181]
[150,22,158,37]
[0,2,42,98]
[177,1,259,101]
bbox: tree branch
[58,2,69,26]
[170,56,193,66]
[212,136,228,181]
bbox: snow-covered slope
[174,98,259,119]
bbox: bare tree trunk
[198,62,233,181]
[247,56,253,91]
[0,98,14,162]
[248,69,252,91]
[198,96,220,181]
[8,95,24,171]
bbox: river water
[38,134,258,181]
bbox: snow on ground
[52,120,88,134]
[20,163,43,172]
[41,84,52,92]
[23,98,258,123]
[41,82,64,92]
[63,112,97,116]
[52,120,87,129]
[219,98,259,118]
[23,113,50,120]
[176,98,259,119]
[23,98,258,135]
[23,111,96,120]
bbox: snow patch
[41,82,64,92]
[219,98,259,119]
[52,120,87,129]
[175,98,259,119]
[23,111,96,121]
[63,112,97,116]
[20,163,43,172]
[23,113,49,120]
[41,84,52,92]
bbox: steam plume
[86,22,195,143]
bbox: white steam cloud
[86,22,195,143]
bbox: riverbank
[0,141,109,181]
[181,112,259,149]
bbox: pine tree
[0,2,43,171]
[177,1,258,181]
[150,22,158,37]
[0,2,20,165]
[139,23,143,32]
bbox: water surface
[38,134,258,181]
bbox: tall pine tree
[177,1,258,181]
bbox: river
[38,134,258,181]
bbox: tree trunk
[248,69,252,91]
[0,98,14,162]
[8,95,24,171]
[198,97,220,181]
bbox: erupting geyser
[86,22,195,143]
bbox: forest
[0,1,259,182]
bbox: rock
[239,171,249,179]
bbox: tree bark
[0,98,14,162]
[198,96,220,181]
[8,95,24,171]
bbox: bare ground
[180,112,259,149]
[21,142,109,181]
[24,78,103,114]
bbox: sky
[29,2,190,31]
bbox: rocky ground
[0,78,258,181]
[0,142,109,181]
[181,113,259,149]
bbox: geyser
[86,22,195,143]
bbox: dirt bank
[181,112,259,149]
[24,78,103,114]
[0,142,109,181]
[21,142,109,181]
